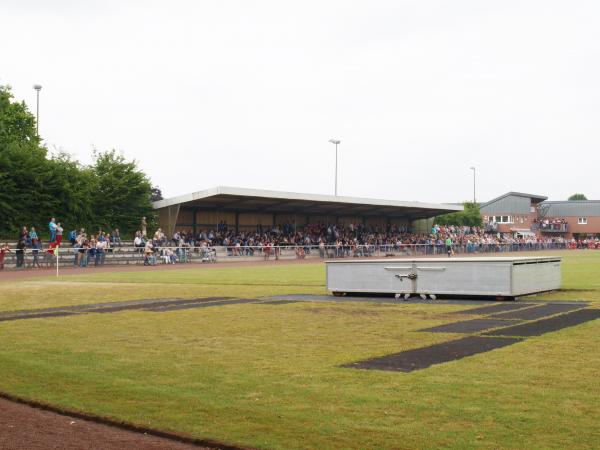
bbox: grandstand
[153,186,462,237]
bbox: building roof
[152,186,462,219]
[480,191,548,208]
[541,200,600,217]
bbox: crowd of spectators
[167,222,573,257]
[2,218,124,269]
[3,218,599,270]
[534,218,568,231]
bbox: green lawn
[0,250,599,449]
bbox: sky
[2,1,599,204]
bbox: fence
[223,242,570,259]
[0,242,576,271]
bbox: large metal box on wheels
[326,256,561,299]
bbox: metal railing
[222,242,570,259]
[536,223,568,233]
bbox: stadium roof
[153,186,462,219]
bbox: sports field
[1,251,599,449]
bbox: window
[578,217,588,225]
[491,215,514,224]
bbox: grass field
[1,250,599,449]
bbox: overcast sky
[3,1,599,203]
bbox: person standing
[144,239,155,266]
[445,236,453,257]
[20,226,28,239]
[55,223,64,246]
[68,229,77,246]
[0,243,11,270]
[80,239,90,267]
[141,217,147,237]
[49,218,57,243]
[31,237,42,268]
[112,228,122,247]
[95,239,106,266]
[16,240,26,268]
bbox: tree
[0,85,157,238]
[435,202,483,227]
[150,186,163,202]
[568,193,587,201]
[91,149,155,233]
[0,85,53,235]
[46,152,96,231]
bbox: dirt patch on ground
[0,395,245,450]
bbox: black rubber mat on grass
[0,311,78,322]
[453,302,536,315]
[490,303,584,320]
[0,297,235,321]
[484,308,600,337]
[418,318,521,334]
[145,298,259,312]
[260,300,303,305]
[343,336,522,372]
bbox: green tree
[45,152,96,232]
[568,193,587,201]
[435,201,483,227]
[91,149,155,234]
[0,85,156,238]
[0,85,55,235]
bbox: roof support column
[235,212,240,234]
[192,209,197,237]
[159,204,180,238]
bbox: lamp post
[328,139,340,196]
[33,84,42,135]
[470,166,476,204]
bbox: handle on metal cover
[416,267,446,271]
[395,273,417,281]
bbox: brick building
[480,192,600,239]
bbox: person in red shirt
[0,243,11,270]
[55,223,64,246]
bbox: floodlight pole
[470,166,476,204]
[329,139,340,196]
[33,84,42,135]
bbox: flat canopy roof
[153,186,462,219]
